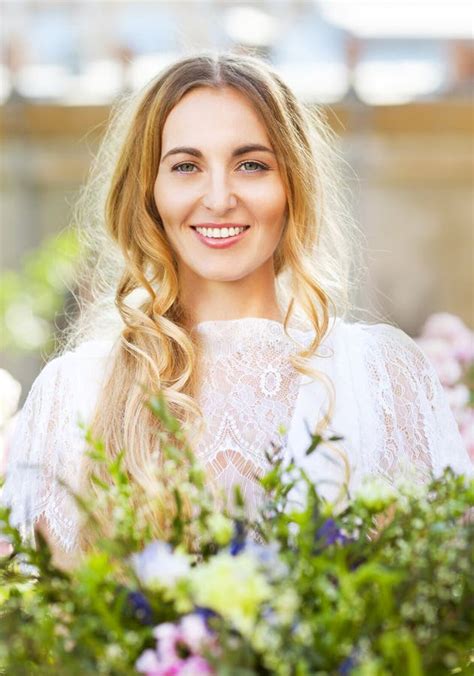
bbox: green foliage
[0,396,473,675]
[0,229,81,352]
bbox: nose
[201,172,237,214]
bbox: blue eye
[173,163,197,173]
[239,161,267,172]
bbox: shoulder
[35,339,116,385]
[334,319,446,408]
[298,316,431,371]
[331,317,410,342]
[331,318,426,361]
[23,338,117,424]
[320,318,439,393]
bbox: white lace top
[2,317,473,558]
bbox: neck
[178,262,282,327]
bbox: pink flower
[421,313,474,365]
[135,649,165,675]
[415,337,462,386]
[179,614,213,653]
[422,312,466,340]
[180,656,214,675]
[135,615,216,676]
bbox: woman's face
[153,86,287,284]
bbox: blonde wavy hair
[67,52,364,550]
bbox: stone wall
[1,100,473,338]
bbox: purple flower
[338,646,360,675]
[315,518,355,548]
[229,521,246,556]
[338,655,356,675]
[127,590,154,626]
[194,606,219,627]
[316,518,350,546]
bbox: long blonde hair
[67,52,363,549]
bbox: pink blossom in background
[415,337,462,386]
[416,312,474,462]
[422,312,474,365]
[135,614,216,676]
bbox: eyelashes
[171,160,269,174]
[172,162,198,174]
[239,161,269,172]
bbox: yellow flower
[207,513,234,546]
[273,588,299,625]
[189,552,272,636]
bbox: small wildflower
[207,513,233,546]
[131,541,191,590]
[189,552,272,636]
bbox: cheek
[253,180,287,229]
[153,176,189,226]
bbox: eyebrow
[161,143,275,162]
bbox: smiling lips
[191,223,251,249]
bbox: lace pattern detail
[1,340,113,555]
[1,357,85,553]
[358,323,473,485]
[193,319,304,518]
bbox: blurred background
[0,0,473,398]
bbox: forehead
[161,86,271,148]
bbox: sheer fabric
[2,318,473,557]
[193,319,302,518]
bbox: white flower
[243,541,288,580]
[131,541,191,589]
[179,614,211,653]
[0,369,21,428]
[135,649,160,673]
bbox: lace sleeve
[1,342,111,556]
[359,323,474,485]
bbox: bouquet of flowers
[1,394,473,676]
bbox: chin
[194,265,250,283]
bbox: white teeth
[194,226,247,239]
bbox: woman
[2,52,472,569]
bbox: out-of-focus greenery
[0,396,473,675]
[0,230,81,353]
